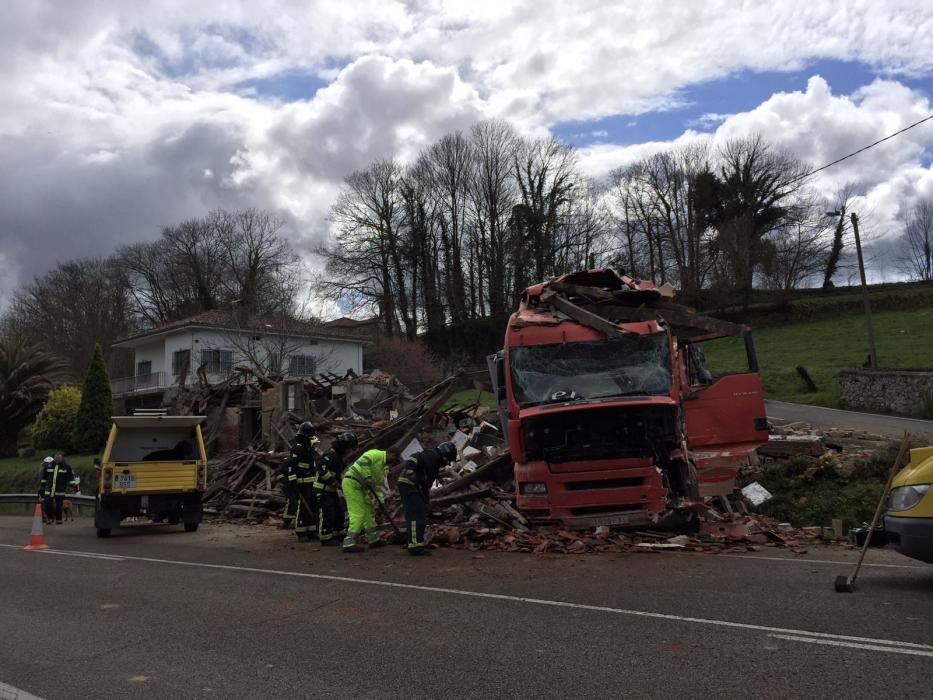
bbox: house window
[136,361,152,377]
[289,354,317,377]
[172,349,191,375]
[200,349,233,374]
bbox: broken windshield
[509,334,671,407]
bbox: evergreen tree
[73,344,113,453]
[32,385,82,452]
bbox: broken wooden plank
[430,487,494,509]
[430,453,511,499]
[540,289,629,339]
[758,435,826,458]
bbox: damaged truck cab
[489,269,769,529]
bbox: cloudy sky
[2,0,933,309]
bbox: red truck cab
[489,270,768,529]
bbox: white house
[110,310,367,398]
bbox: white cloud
[1,1,933,304]
[577,75,933,281]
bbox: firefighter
[314,432,358,545]
[38,456,54,523]
[39,453,76,525]
[397,442,458,554]
[273,452,298,530]
[288,422,320,542]
[341,446,401,552]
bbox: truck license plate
[593,515,631,527]
[114,474,137,489]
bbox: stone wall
[838,368,933,417]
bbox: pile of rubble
[746,421,896,482]
[204,373,490,514]
[414,510,848,555]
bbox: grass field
[702,308,933,408]
[444,388,497,411]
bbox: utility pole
[850,212,879,368]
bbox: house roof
[323,316,380,328]
[113,310,370,347]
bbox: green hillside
[703,307,933,409]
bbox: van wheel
[97,528,111,538]
[184,522,199,533]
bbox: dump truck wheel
[184,522,199,533]
[96,528,111,538]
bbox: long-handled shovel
[834,432,910,593]
[359,479,406,544]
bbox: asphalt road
[766,400,933,438]
[1,517,932,699]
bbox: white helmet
[43,457,53,464]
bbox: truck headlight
[889,485,930,512]
[520,482,548,496]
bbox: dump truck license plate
[114,474,137,489]
[592,515,632,527]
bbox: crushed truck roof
[519,268,748,341]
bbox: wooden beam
[591,303,746,339]
[540,290,630,339]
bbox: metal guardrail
[0,494,220,520]
[0,494,96,514]
[0,494,96,504]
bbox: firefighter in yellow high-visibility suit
[341,447,400,552]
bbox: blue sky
[552,59,933,147]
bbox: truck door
[487,351,511,447]
[681,333,769,467]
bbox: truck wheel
[96,528,111,538]
[184,522,199,533]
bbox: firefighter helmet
[436,442,458,463]
[335,432,358,450]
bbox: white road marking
[712,553,929,570]
[3,542,931,654]
[0,680,44,700]
[769,634,933,658]
[37,549,124,562]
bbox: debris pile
[748,421,895,481]
[204,373,482,514]
[421,511,844,555]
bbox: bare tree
[118,209,301,326]
[2,257,135,375]
[896,200,933,281]
[426,132,473,323]
[321,160,412,336]
[468,120,519,319]
[759,196,831,298]
[510,136,579,299]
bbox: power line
[791,112,933,184]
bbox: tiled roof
[323,316,379,327]
[114,310,370,345]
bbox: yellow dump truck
[95,415,209,538]
[884,446,933,563]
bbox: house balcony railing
[111,372,169,397]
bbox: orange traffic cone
[24,502,49,551]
